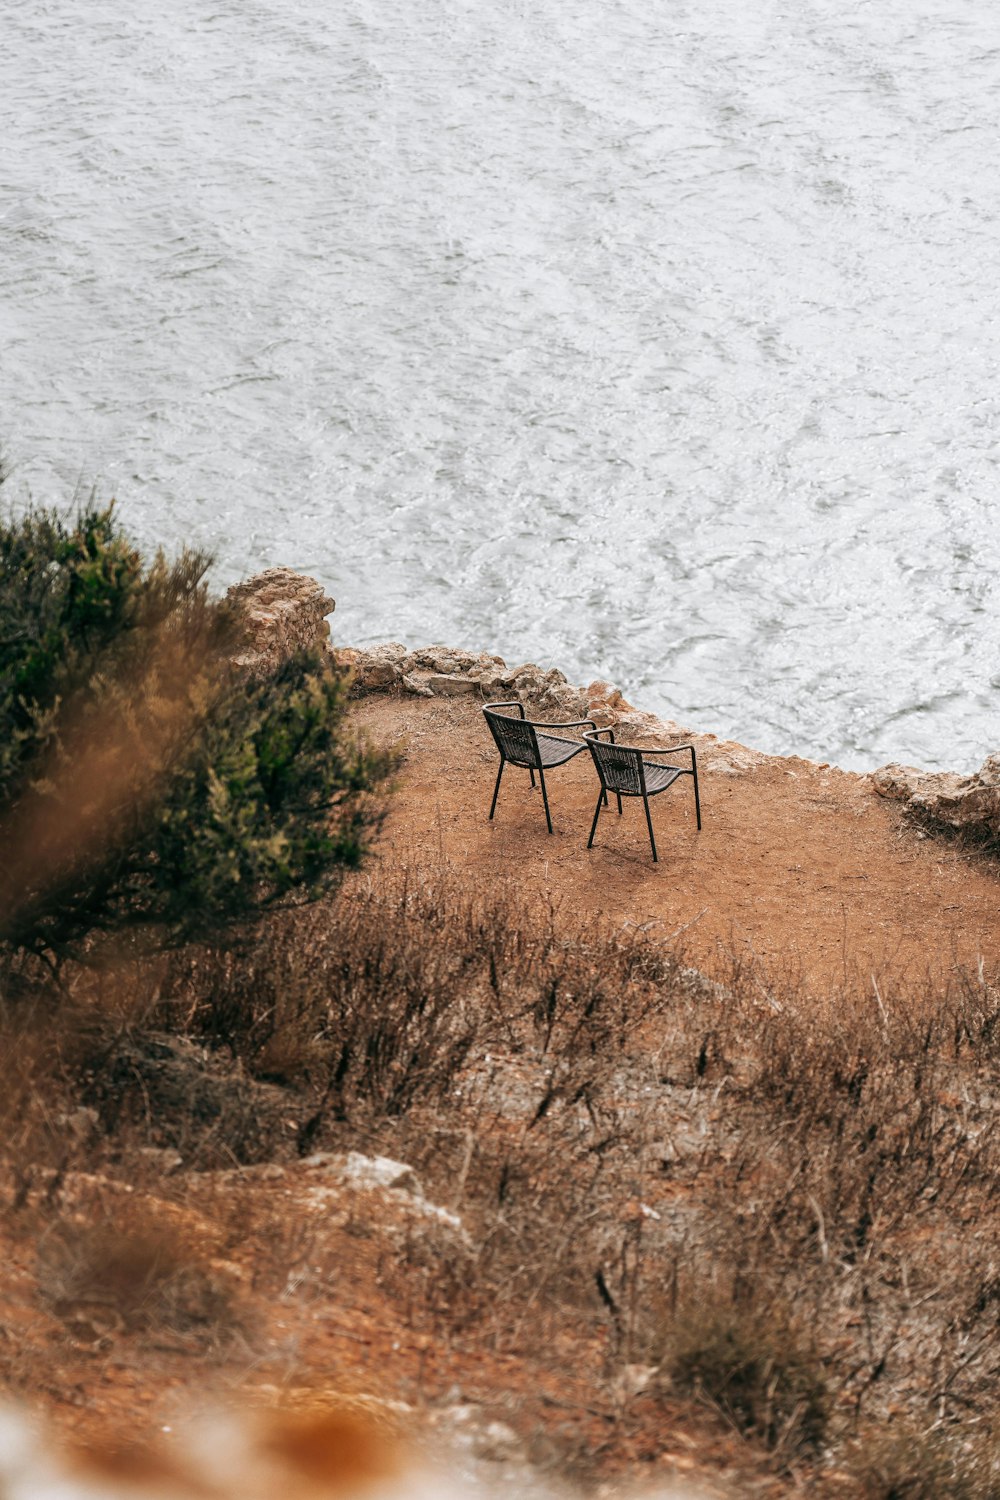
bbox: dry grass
[36,1216,244,1349]
[849,1422,1000,1498]
[2,868,1000,1494]
[659,1289,829,1457]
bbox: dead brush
[365,1050,678,1368]
[663,961,1000,1434]
[0,989,111,1195]
[655,1283,830,1458]
[721,973,1000,1267]
[157,876,492,1126]
[849,1420,1000,1499]
[10,854,1000,1492]
[154,869,691,1151]
[36,1210,245,1349]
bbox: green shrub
[0,499,394,965]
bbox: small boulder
[401,672,434,697]
[426,674,479,697]
[872,755,1000,843]
[351,642,408,691]
[586,679,628,727]
[340,1153,421,1195]
[301,1150,419,1194]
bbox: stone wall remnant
[227,568,335,678]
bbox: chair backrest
[585,736,645,795]
[483,708,539,768]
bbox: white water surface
[2,0,998,769]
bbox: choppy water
[2,0,998,770]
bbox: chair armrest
[587,735,692,759]
[530,717,597,732]
[642,743,698,775]
[483,700,526,718]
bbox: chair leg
[529,767,536,789]
[643,794,658,862]
[587,788,604,849]
[692,769,702,830]
[616,792,623,816]
[538,767,553,834]
[489,761,504,820]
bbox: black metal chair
[584,728,701,862]
[483,701,600,834]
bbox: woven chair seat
[640,763,683,795]
[535,732,588,768]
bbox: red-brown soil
[352,692,1000,991]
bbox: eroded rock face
[227,568,335,678]
[872,756,1000,842]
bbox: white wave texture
[1,0,997,769]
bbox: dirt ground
[6,691,998,1499]
[352,692,1000,992]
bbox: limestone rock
[337,1152,420,1195]
[584,679,681,739]
[136,1146,184,1175]
[474,670,511,700]
[401,646,503,677]
[294,1153,472,1253]
[505,664,587,718]
[870,762,954,802]
[872,756,1000,842]
[425,673,479,696]
[55,1107,99,1143]
[228,568,335,679]
[339,639,710,755]
[702,742,771,775]
[339,642,591,716]
[349,641,409,690]
[585,679,631,727]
